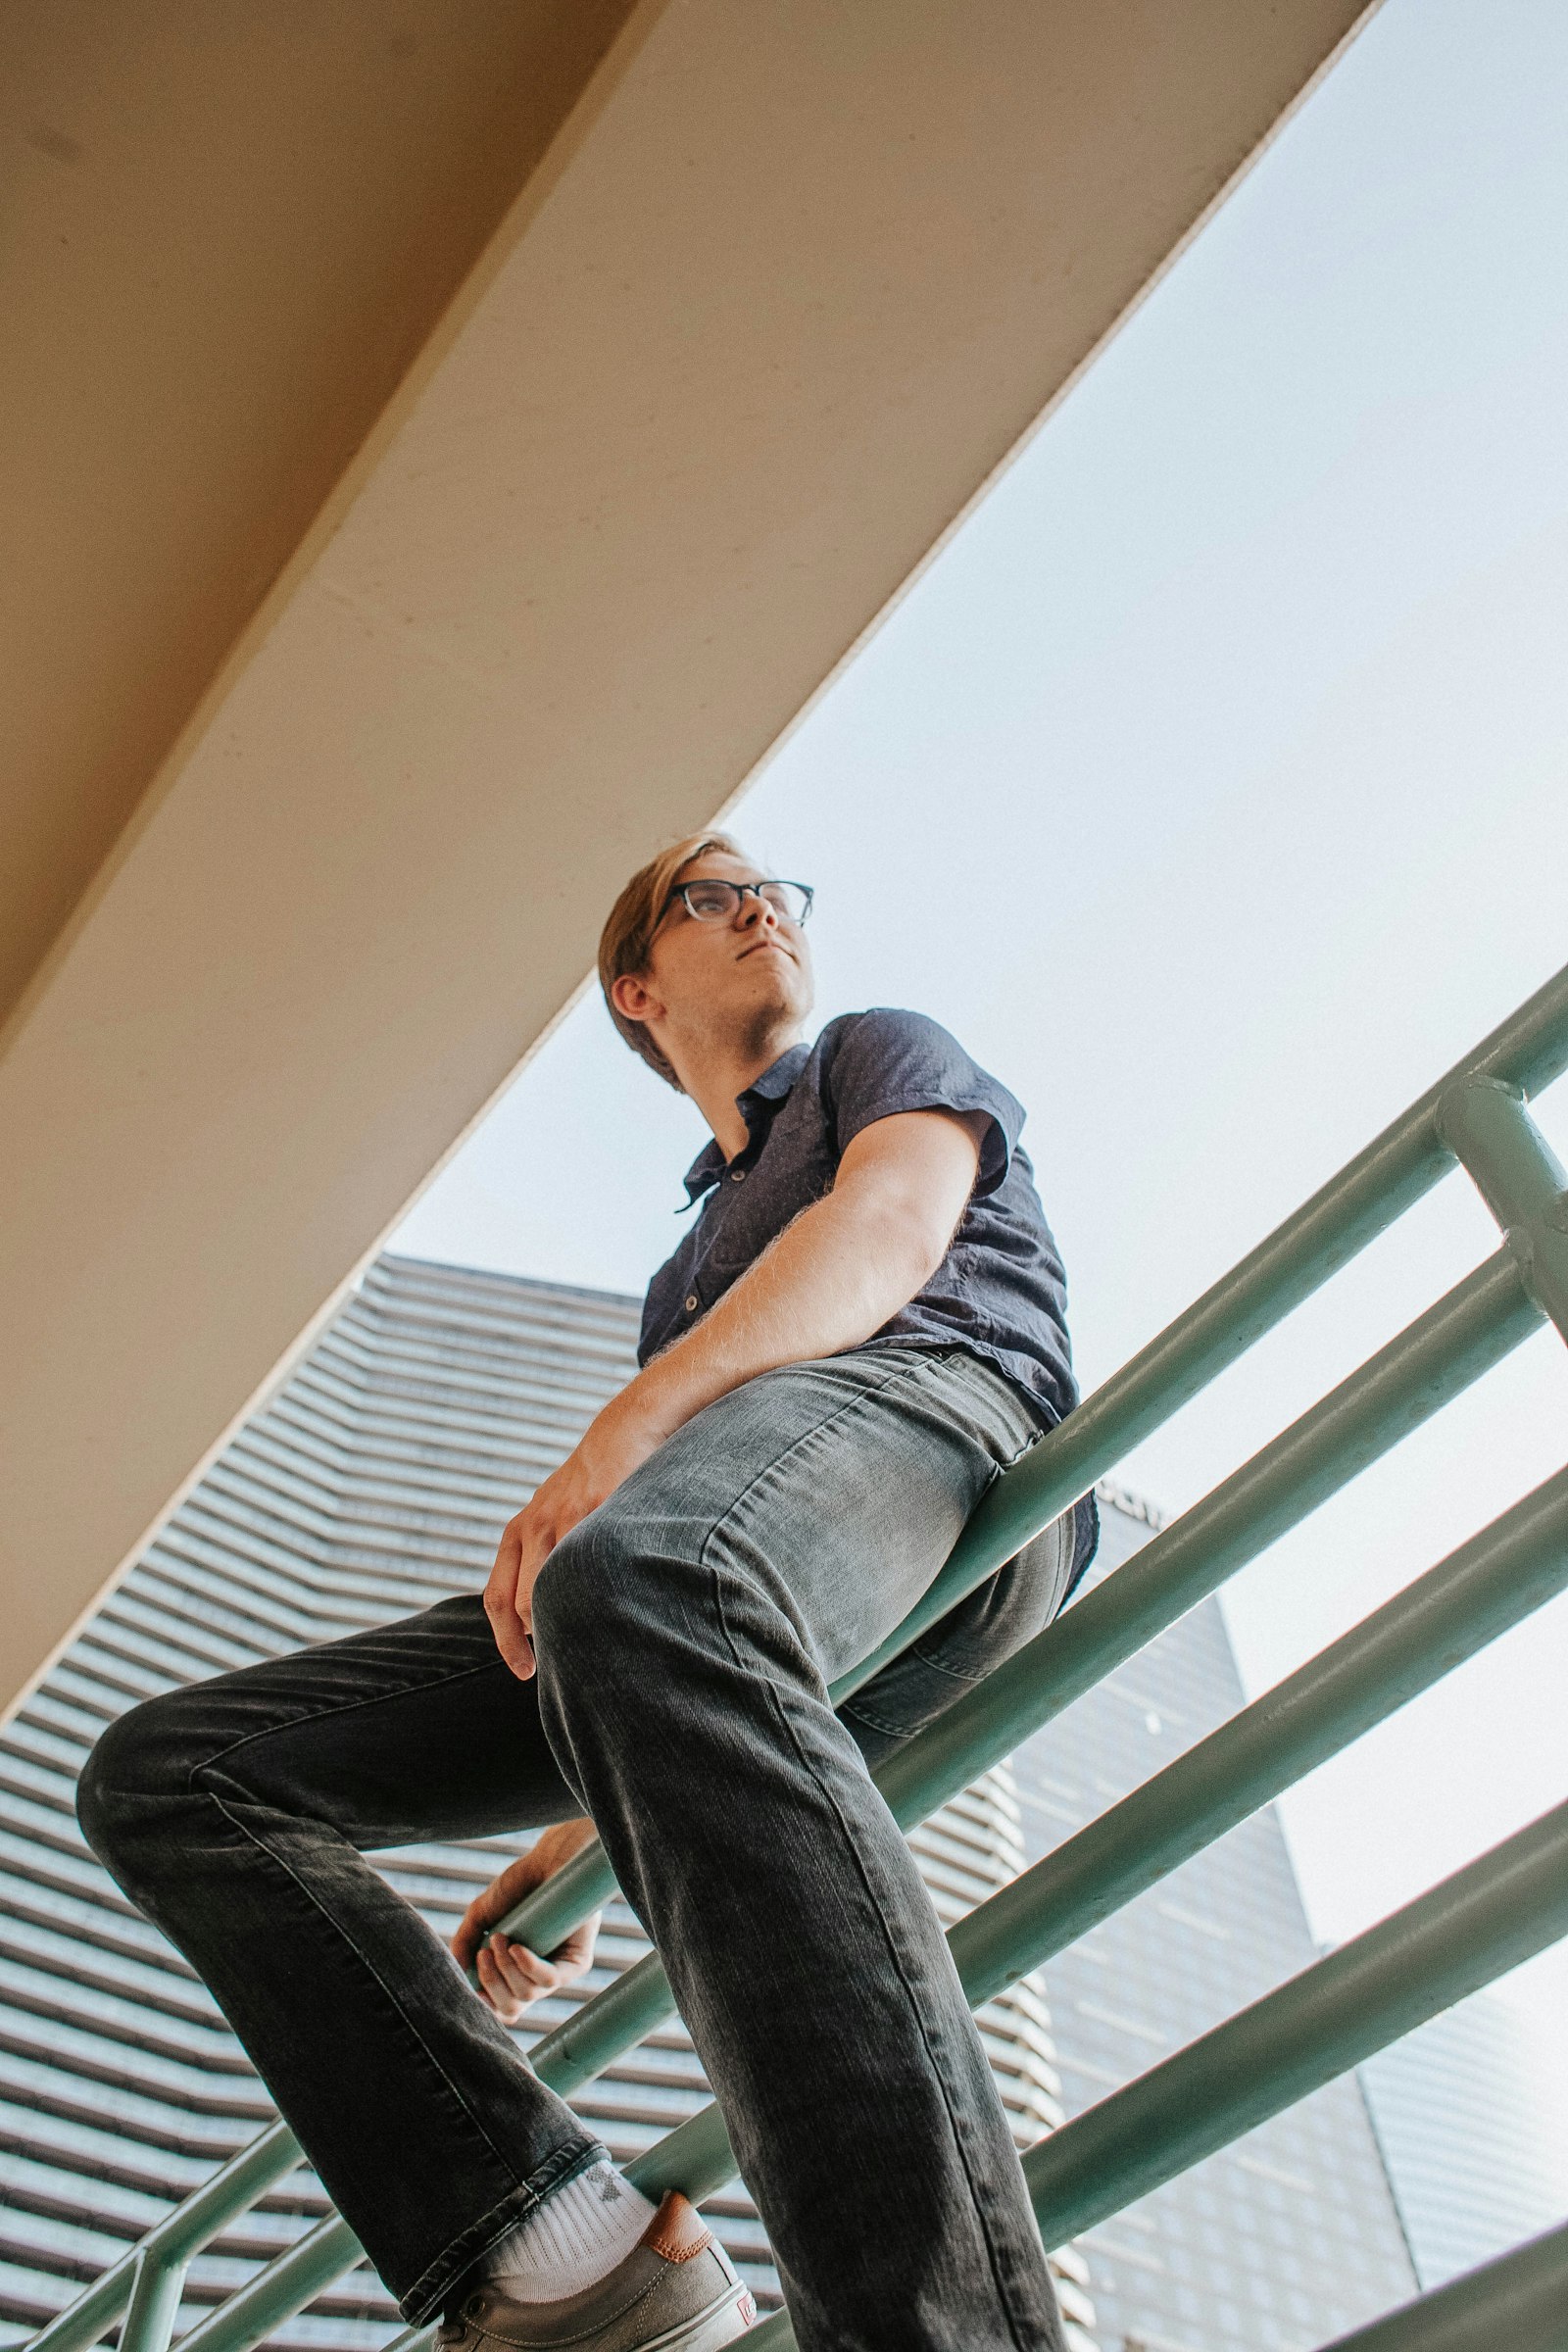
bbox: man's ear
[611,970,663,1026]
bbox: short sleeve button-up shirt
[639,1007,1080,1435]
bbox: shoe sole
[633,2284,754,2349]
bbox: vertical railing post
[1437,1075,1568,1339]
[118,2253,187,2352]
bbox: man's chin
[766,971,812,1026]
[738,979,810,1049]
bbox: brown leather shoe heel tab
[640,2191,713,2265]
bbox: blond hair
[598,831,748,1090]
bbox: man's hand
[483,1397,669,1680]
[451,1817,603,2023]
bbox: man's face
[634,851,814,1049]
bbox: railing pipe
[529,1246,1538,2108]
[875,1247,1537,1825]
[166,2219,362,2352]
[491,1840,617,1966]
[526,1946,671,2099]
[377,2326,439,2352]
[118,2252,188,2352]
[839,960,1568,1698]
[1437,1076,1568,1340]
[952,1463,1568,2010]
[1313,2223,1568,2351]
[627,2098,733,2205]
[628,1464,1568,2208]
[747,1810,1568,2351]
[25,2124,304,2352]
[1021,1800,1568,2246]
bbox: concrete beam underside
[0,0,1375,1713]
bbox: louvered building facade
[0,1254,1098,2351]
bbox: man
[79,834,1096,2352]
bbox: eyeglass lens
[682,880,811,923]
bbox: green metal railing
[1319,2223,1568,2351]
[29,961,1568,2352]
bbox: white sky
[395,0,1568,2150]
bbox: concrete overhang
[1,0,1376,1712]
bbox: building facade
[1014,1494,1420,2352]
[0,1255,1095,2351]
[1358,1989,1566,2291]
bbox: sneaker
[436,2193,756,2351]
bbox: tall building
[1013,1494,1420,2352]
[0,1255,1095,2352]
[1358,1989,1566,2290]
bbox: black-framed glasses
[660,878,814,927]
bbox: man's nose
[735,888,776,931]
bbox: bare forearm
[658,1195,940,1411]
[627,1186,940,1439]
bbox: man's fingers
[451,1856,538,1968]
[483,1511,536,1681]
[476,1935,562,2016]
[476,1940,540,2018]
[483,1592,536,1682]
[491,1933,559,1993]
[453,1900,507,1971]
[451,1824,598,1977]
[474,1942,527,2023]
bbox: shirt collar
[681,1041,810,1200]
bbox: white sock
[484,2161,658,2301]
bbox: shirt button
[684,1294,699,1312]
[730,1168,747,1183]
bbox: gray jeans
[79,1346,1074,2351]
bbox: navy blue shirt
[639,1008,1079,1432]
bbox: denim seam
[178,1657,507,1796]
[905,1511,1069,1685]
[906,1646,988,1686]
[199,1781,598,2252]
[842,1499,1070,1743]
[696,1361,1038,2348]
[711,1625,1035,2347]
[836,1694,928,1740]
